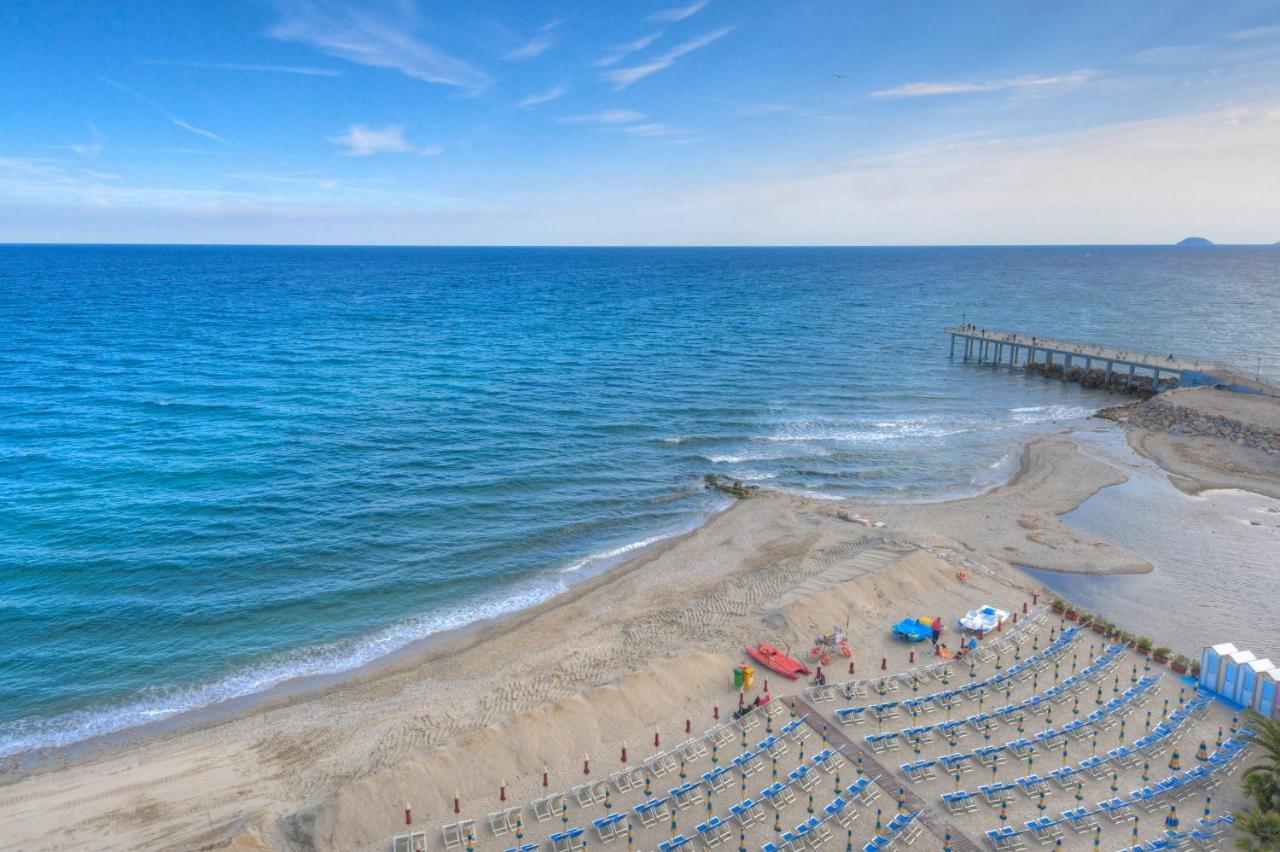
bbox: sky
[2,0,1280,245]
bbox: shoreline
[2,412,1277,850]
[0,419,1062,765]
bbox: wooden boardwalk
[788,697,985,852]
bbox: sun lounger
[702,765,734,792]
[730,797,764,827]
[633,797,671,827]
[826,795,859,827]
[761,781,797,808]
[391,831,427,852]
[592,812,625,843]
[550,827,588,851]
[789,764,820,790]
[610,766,645,794]
[1024,817,1063,844]
[657,834,690,851]
[1059,806,1100,834]
[502,845,539,852]
[696,815,735,848]
[441,818,477,850]
[985,827,1027,851]
[646,750,677,777]
[669,781,704,810]
[487,806,523,836]
[732,749,764,777]
[572,780,608,808]
[941,790,978,814]
[979,782,1015,806]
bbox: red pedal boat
[744,643,812,679]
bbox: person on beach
[930,616,942,646]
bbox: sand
[0,429,1270,851]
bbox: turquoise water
[1,245,1277,756]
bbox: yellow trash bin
[743,666,756,690]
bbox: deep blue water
[1,245,1277,756]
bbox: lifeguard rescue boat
[744,643,812,679]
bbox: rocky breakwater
[1025,360,1165,396]
[1097,389,1280,455]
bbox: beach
[2,391,1275,851]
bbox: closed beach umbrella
[1203,795,1212,820]
[1032,672,1038,692]
[874,807,882,832]
[1145,710,1152,732]
[1161,697,1168,719]
[912,735,921,756]
[1091,730,1098,756]
[847,828,854,852]
[774,808,781,836]
[1072,696,1079,717]
[772,754,778,782]
[671,808,677,836]
[1113,673,1120,695]
[798,741,805,764]
[626,822,633,851]
[1038,790,1046,815]
[1142,760,1150,784]
[1075,781,1084,805]
[1054,661,1059,682]
[603,788,611,813]
[1132,815,1140,842]
[943,830,952,852]
[897,786,906,815]
[954,768,961,790]
[766,713,773,736]
[807,792,814,816]
[835,771,841,797]
[466,829,474,852]
[707,787,713,817]
[711,743,718,767]
[1018,714,1025,734]
[1093,824,1101,848]
[1110,771,1119,795]
[1118,719,1126,742]
[1062,740,1069,763]
[1166,804,1179,830]
[739,828,745,852]
[1131,663,1138,685]
[999,801,1007,826]
[1096,685,1104,707]
[1231,714,1238,735]
[1169,750,1180,771]
[516,817,524,844]
[680,757,686,782]
[1196,741,1208,761]
[1178,687,1186,707]
[1216,726,1223,748]
[856,754,864,776]
[562,801,568,829]
[984,721,992,744]
[644,776,652,798]
[970,660,976,680]
[995,653,1002,671]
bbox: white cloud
[871,72,1091,99]
[69,122,104,158]
[99,76,230,144]
[518,85,566,108]
[665,104,1280,245]
[649,1,709,23]
[594,32,663,68]
[601,26,733,90]
[268,0,490,91]
[560,109,646,125]
[504,20,561,61]
[1230,25,1280,40]
[328,124,416,156]
[143,59,342,76]
[621,122,689,138]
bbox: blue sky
[3,0,1280,244]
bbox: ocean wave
[0,582,565,758]
[559,531,679,574]
[1009,404,1096,424]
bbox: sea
[2,245,1278,757]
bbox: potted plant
[1171,655,1190,674]
[1090,618,1108,635]
[1064,605,1078,622]
[1076,612,1092,627]
[1190,660,1201,678]
[1051,598,1066,615]
[1152,647,1172,665]
[1136,637,1153,657]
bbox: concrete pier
[947,326,1200,393]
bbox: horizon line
[2,241,1279,249]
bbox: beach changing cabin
[1234,658,1276,708]
[1253,666,1280,719]
[1221,649,1258,701]
[1200,643,1238,694]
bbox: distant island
[1176,237,1214,246]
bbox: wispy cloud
[69,122,104,158]
[691,95,847,122]
[648,1,709,23]
[268,0,490,92]
[560,109,647,125]
[328,123,423,156]
[504,19,561,61]
[596,32,662,68]
[99,76,230,144]
[1230,25,1280,40]
[518,85,566,108]
[601,26,733,90]
[143,59,342,76]
[621,122,690,138]
[870,72,1091,99]
[420,144,444,156]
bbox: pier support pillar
[1127,365,1136,388]
[1153,368,1161,390]
[950,335,956,359]
[1104,361,1113,384]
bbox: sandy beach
[1,397,1276,850]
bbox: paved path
[787,697,984,852]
